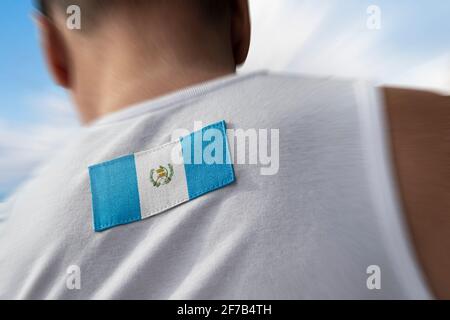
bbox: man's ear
[35,14,71,88]
[230,0,251,66]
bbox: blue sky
[0,1,78,200]
[0,0,449,200]
[0,1,61,124]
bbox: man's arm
[383,87,450,299]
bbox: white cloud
[0,92,79,200]
[289,27,383,79]
[242,0,332,72]
[384,54,450,94]
[243,0,449,93]
[24,91,78,124]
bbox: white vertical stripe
[134,141,189,219]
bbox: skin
[37,0,251,123]
[37,1,449,298]
[383,88,450,299]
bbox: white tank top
[0,72,431,299]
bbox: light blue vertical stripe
[181,120,235,200]
[89,154,141,232]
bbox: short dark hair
[35,0,47,15]
[35,0,230,22]
[36,0,110,18]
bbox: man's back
[0,72,431,299]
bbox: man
[0,0,448,299]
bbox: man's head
[35,0,251,122]
[37,0,236,29]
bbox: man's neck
[90,67,234,123]
[65,10,236,124]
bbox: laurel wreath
[150,164,174,187]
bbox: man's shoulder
[382,86,450,298]
[211,72,364,126]
[236,71,360,98]
[232,72,370,110]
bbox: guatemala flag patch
[88,120,235,232]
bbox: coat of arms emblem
[150,164,174,187]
